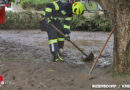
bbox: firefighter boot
[53,52,64,62]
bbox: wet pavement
[0,30,114,67]
[1,30,130,90]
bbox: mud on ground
[0,30,130,90]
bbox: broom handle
[89,28,114,76]
[70,40,88,57]
[51,24,88,57]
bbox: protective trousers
[47,19,65,59]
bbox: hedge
[71,13,111,32]
[0,11,111,31]
[0,11,41,29]
[20,0,54,10]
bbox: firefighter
[41,1,84,62]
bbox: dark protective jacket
[41,1,73,34]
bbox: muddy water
[0,30,113,67]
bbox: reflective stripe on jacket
[41,1,73,34]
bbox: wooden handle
[51,24,88,57]
[89,28,114,76]
[51,24,66,38]
[69,40,88,57]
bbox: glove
[41,15,51,24]
[43,18,51,25]
[47,18,51,23]
[65,34,70,41]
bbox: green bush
[21,0,55,10]
[71,13,111,32]
[0,11,41,29]
[0,11,111,32]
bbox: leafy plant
[20,0,55,10]
[71,12,111,31]
[0,11,111,32]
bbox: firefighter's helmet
[72,2,85,15]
